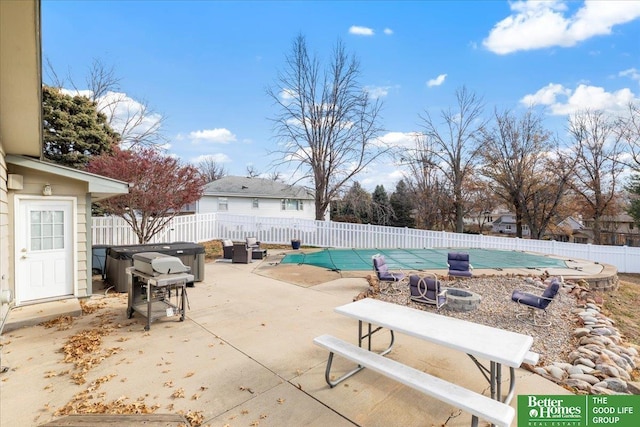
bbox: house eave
[6,155,130,201]
[0,0,42,157]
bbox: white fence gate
[91,213,640,273]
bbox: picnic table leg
[323,351,366,388]
[358,321,394,356]
[322,321,396,388]
[490,362,496,400]
[504,367,516,405]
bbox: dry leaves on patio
[40,315,75,331]
[60,326,122,384]
[54,391,161,417]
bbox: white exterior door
[15,198,74,304]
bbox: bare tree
[417,86,487,232]
[400,135,452,230]
[82,58,122,100]
[45,58,165,149]
[267,35,386,220]
[522,155,575,239]
[568,109,625,245]
[44,56,65,89]
[197,156,228,182]
[479,108,571,239]
[618,101,640,172]
[267,171,284,182]
[246,165,260,178]
[464,177,499,234]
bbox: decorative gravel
[375,276,578,366]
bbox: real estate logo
[522,395,584,425]
[518,395,640,427]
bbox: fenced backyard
[91,213,640,273]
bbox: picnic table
[315,298,540,427]
[334,298,536,404]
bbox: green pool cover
[280,248,566,272]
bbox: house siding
[1,144,10,322]
[199,196,315,220]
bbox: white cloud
[383,28,393,35]
[365,85,391,99]
[483,0,640,54]
[280,88,296,101]
[520,83,638,115]
[192,153,231,164]
[520,83,571,106]
[360,168,405,192]
[349,25,375,36]
[98,92,163,142]
[61,88,164,148]
[620,68,640,83]
[427,74,447,87]
[60,88,92,98]
[375,131,421,149]
[188,128,237,143]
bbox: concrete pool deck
[1,250,614,426]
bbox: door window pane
[31,238,41,251]
[29,209,64,251]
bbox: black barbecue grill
[126,252,194,330]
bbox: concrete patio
[0,253,574,426]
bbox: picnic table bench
[315,298,539,427]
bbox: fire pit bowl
[444,288,481,312]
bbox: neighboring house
[491,213,530,237]
[463,209,506,233]
[197,176,324,220]
[546,216,587,243]
[583,214,640,247]
[546,215,640,246]
[1,0,129,310]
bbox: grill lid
[132,252,191,275]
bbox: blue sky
[42,0,640,191]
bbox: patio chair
[372,254,405,295]
[246,237,261,250]
[409,274,447,309]
[232,242,251,264]
[447,252,473,279]
[511,277,561,327]
[222,239,234,259]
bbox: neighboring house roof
[492,214,516,225]
[557,216,584,232]
[203,176,313,200]
[6,155,129,201]
[594,214,635,223]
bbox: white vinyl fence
[91,213,640,273]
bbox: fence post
[110,216,115,246]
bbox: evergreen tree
[390,180,415,228]
[336,182,372,223]
[627,174,640,226]
[371,184,394,225]
[43,85,119,169]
